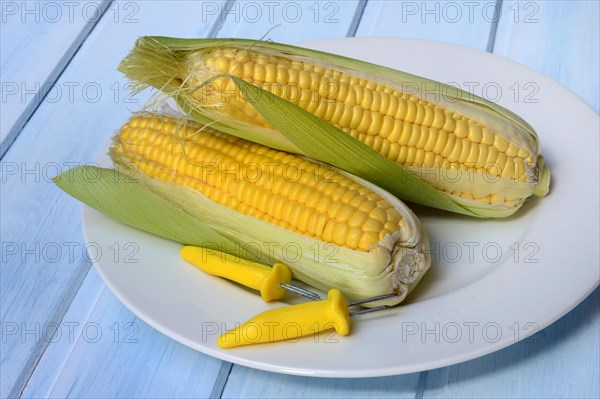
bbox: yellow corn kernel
[112,114,406,252]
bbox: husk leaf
[53,165,236,248]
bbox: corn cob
[110,113,430,305]
[119,37,550,218]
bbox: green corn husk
[53,166,236,247]
[118,36,550,218]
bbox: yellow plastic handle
[218,289,351,348]
[180,246,292,301]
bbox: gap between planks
[486,0,503,52]
[207,0,236,38]
[347,0,369,37]
[414,370,428,399]
[210,362,234,399]
[0,0,113,160]
[7,260,93,399]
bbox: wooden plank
[23,276,224,399]
[0,2,225,396]
[0,0,111,157]
[216,0,363,42]
[422,288,600,398]
[355,0,496,50]
[493,0,599,111]
[221,368,421,399]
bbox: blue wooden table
[1,1,598,397]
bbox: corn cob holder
[180,245,320,301]
[119,37,550,218]
[218,288,352,349]
[180,246,395,348]
[218,288,398,349]
[54,113,430,306]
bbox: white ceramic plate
[83,38,599,377]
